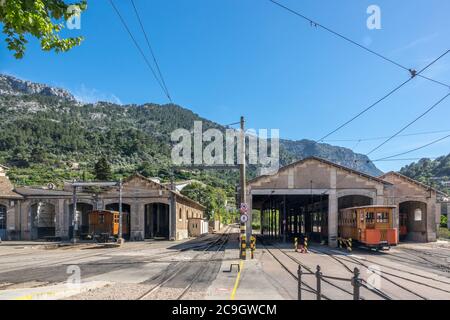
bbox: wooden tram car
[338,205,398,249]
[88,210,129,242]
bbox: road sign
[240,203,248,214]
[240,214,249,223]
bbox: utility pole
[72,179,78,244]
[239,116,248,248]
[169,172,176,241]
[118,178,123,241]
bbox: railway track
[257,236,332,300]
[137,227,232,300]
[0,235,225,276]
[176,230,231,300]
[311,246,450,299]
[392,248,450,272]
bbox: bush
[441,215,448,228]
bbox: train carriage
[339,205,398,250]
[88,210,129,242]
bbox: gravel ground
[65,283,152,300]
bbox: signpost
[240,202,248,260]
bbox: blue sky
[1,0,449,173]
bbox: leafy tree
[94,156,112,181]
[441,215,448,228]
[0,0,87,58]
[181,182,234,222]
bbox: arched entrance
[105,203,131,239]
[0,204,7,239]
[338,195,373,210]
[399,201,427,242]
[144,203,169,239]
[30,202,56,239]
[68,203,94,239]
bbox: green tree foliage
[181,182,238,222]
[400,154,450,194]
[94,156,112,181]
[441,215,448,228]
[0,0,87,58]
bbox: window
[366,212,374,224]
[99,213,105,224]
[179,208,182,220]
[0,205,6,229]
[414,209,422,221]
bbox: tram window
[99,214,105,224]
[366,212,374,224]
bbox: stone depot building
[0,165,204,241]
[245,157,448,247]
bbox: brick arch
[337,189,376,200]
[28,200,57,239]
[0,199,10,208]
[28,198,59,208]
[398,200,428,242]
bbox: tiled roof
[248,156,391,186]
[0,176,23,199]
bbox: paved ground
[0,227,449,300]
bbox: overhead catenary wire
[367,92,450,156]
[373,133,450,162]
[269,0,450,90]
[109,0,173,103]
[269,0,450,160]
[130,0,172,101]
[322,129,450,142]
[317,50,450,142]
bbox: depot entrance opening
[253,194,329,243]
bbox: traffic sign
[240,214,249,223]
[240,203,248,214]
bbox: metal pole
[119,178,123,240]
[298,265,302,300]
[283,196,287,242]
[352,267,361,300]
[239,116,247,243]
[316,265,322,300]
[72,180,78,243]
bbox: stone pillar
[21,201,31,240]
[170,196,177,241]
[130,201,144,241]
[56,199,68,239]
[328,168,338,247]
[375,185,384,205]
[427,201,437,242]
[447,203,450,230]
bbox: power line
[268,0,450,90]
[109,0,173,103]
[316,78,411,142]
[373,133,450,162]
[316,50,449,142]
[322,129,450,142]
[130,0,172,101]
[367,92,450,155]
[374,157,441,162]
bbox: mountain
[0,74,76,102]
[0,74,382,189]
[399,155,450,194]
